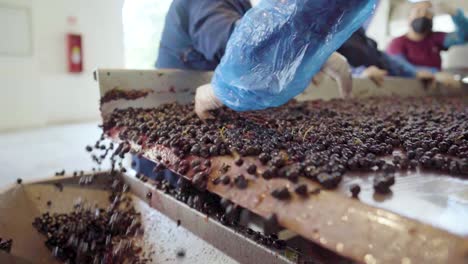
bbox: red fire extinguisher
[67,33,83,73]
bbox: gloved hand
[311,52,352,98]
[435,72,462,89]
[415,70,435,82]
[194,83,224,119]
[195,52,352,119]
[414,70,436,89]
[361,66,388,87]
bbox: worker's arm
[386,54,436,82]
[188,0,247,62]
[195,53,352,119]
[384,54,418,77]
[443,8,468,48]
[433,3,468,48]
[386,38,420,77]
[350,52,436,87]
[386,37,437,79]
[195,0,375,119]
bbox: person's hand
[435,72,461,89]
[416,70,435,81]
[313,52,352,98]
[196,52,351,119]
[433,2,457,16]
[415,70,435,88]
[194,83,224,120]
[361,66,388,87]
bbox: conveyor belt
[96,69,468,264]
[106,127,468,264]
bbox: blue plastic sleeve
[212,0,377,111]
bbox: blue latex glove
[202,0,376,113]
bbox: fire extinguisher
[67,33,83,73]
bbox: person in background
[338,27,434,86]
[386,1,468,73]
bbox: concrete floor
[0,122,104,188]
[0,122,239,263]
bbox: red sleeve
[386,36,405,55]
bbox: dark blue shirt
[338,28,415,77]
[156,0,251,70]
[338,28,385,69]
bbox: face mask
[411,17,433,34]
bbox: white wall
[366,0,391,49]
[0,0,124,131]
[123,0,172,69]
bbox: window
[123,0,173,69]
